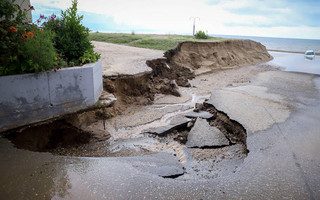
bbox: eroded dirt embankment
[165,40,273,75]
[4,40,271,160]
[103,39,272,115]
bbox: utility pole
[190,17,200,36]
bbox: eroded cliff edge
[164,39,273,75]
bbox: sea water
[213,34,320,53]
[213,34,320,75]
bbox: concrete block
[0,60,103,132]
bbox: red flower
[23,33,29,40]
[37,19,41,23]
[28,32,34,37]
[28,4,35,10]
[9,26,18,32]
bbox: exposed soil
[203,103,247,145]
[3,40,275,179]
[165,40,273,75]
[100,40,273,116]
[5,120,91,152]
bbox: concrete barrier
[0,60,102,132]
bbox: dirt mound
[102,40,273,115]
[102,71,182,115]
[164,40,273,75]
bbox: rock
[159,79,181,97]
[186,118,229,148]
[103,78,116,93]
[185,111,214,119]
[187,120,195,128]
[176,77,191,87]
[193,103,203,112]
[99,92,117,107]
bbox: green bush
[20,25,67,73]
[0,0,25,75]
[195,30,208,39]
[44,0,100,66]
[0,0,64,75]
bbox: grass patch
[88,33,143,44]
[89,33,226,51]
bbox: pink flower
[50,15,56,20]
[40,14,45,19]
[28,4,35,10]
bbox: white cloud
[30,0,320,39]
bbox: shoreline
[268,49,320,55]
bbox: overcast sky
[31,0,320,39]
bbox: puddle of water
[268,52,320,75]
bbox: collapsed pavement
[2,40,320,199]
[3,39,273,180]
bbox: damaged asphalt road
[1,70,320,199]
[1,40,320,199]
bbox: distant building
[14,0,32,23]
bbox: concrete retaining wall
[0,60,102,132]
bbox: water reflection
[51,165,72,199]
[268,51,320,75]
[0,138,90,199]
[305,56,314,61]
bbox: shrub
[195,30,208,39]
[43,0,100,66]
[0,0,26,75]
[20,24,67,73]
[0,0,64,75]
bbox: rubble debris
[193,103,203,112]
[185,111,213,119]
[99,91,117,107]
[186,118,230,148]
[146,120,190,137]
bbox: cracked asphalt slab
[1,71,319,199]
